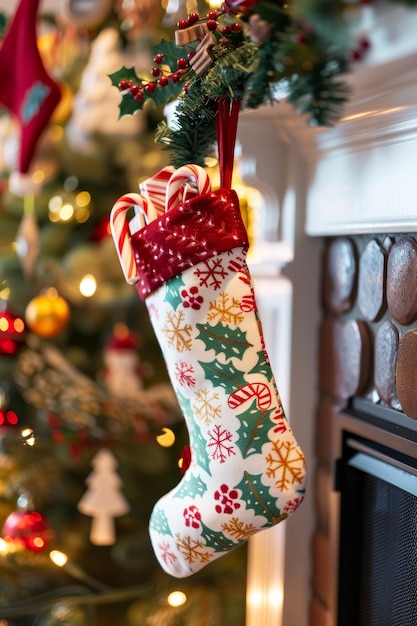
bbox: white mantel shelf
[305,3,417,236]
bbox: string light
[156,427,175,447]
[21,428,35,446]
[49,549,109,590]
[167,591,187,607]
[49,549,69,567]
[79,274,97,297]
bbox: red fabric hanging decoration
[0,0,61,173]
[216,98,241,190]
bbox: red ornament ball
[0,309,26,356]
[2,510,51,552]
[0,409,19,427]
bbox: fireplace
[334,401,417,626]
[236,4,417,624]
[299,3,417,622]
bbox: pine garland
[109,0,417,167]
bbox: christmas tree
[0,2,247,624]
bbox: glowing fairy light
[79,274,97,297]
[167,591,187,607]
[49,549,69,567]
[21,428,35,446]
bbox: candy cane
[110,193,156,284]
[166,164,211,213]
[139,166,174,217]
[228,383,272,411]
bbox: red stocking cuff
[132,188,249,300]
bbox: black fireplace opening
[335,410,417,626]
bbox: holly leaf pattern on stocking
[196,322,252,361]
[248,350,274,382]
[164,274,186,311]
[149,506,173,537]
[200,521,238,552]
[175,474,208,500]
[177,388,212,477]
[198,358,248,395]
[236,472,286,525]
[235,401,276,457]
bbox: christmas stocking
[0,0,61,173]
[110,165,306,578]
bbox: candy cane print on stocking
[110,166,306,577]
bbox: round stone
[358,238,386,321]
[374,320,400,409]
[387,236,417,325]
[322,237,357,314]
[319,317,371,400]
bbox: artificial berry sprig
[109,40,193,115]
[110,8,246,118]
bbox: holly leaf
[196,322,252,362]
[177,391,212,477]
[235,400,275,457]
[248,350,274,382]
[109,65,139,89]
[152,38,192,72]
[200,522,237,552]
[109,64,185,118]
[175,474,208,500]
[165,274,186,311]
[109,66,145,117]
[198,358,248,395]
[149,506,173,537]
[236,472,281,524]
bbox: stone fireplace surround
[237,3,417,625]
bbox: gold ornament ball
[25,289,70,338]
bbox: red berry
[359,36,370,50]
[188,12,199,23]
[130,84,140,96]
[134,91,144,102]
[119,79,131,91]
[207,19,218,31]
[208,10,218,19]
[145,81,157,93]
[151,66,161,76]
[221,26,231,36]
[184,82,190,91]
[158,76,169,87]
[177,57,188,69]
[154,53,164,64]
[188,51,196,61]
[230,22,241,33]
[171,72,181,83]
[178,18,188,29]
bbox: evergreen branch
[0,584,155,618]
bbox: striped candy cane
[110,193,156,284]
[139,166,174,217]
[166,164,211,212]
[228,382,272,411]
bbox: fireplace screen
[337,435,417,626]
